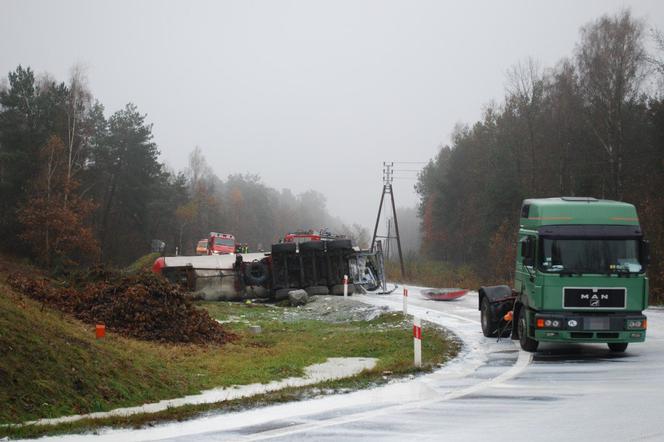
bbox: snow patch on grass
[22,357,377,427]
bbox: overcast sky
[2,0,663,231]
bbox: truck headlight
[536,316,563,329]
[626,319,647,329]
[567,319,578,328]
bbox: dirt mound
[7,272,235,345]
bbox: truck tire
[518,312,539,352]
[299,241,325,251]
[608,342,628,352]
[272,243,296,254]
[274,288,291,300]
[330,283,355,296]
[481,297,499,337]
[327,239,352,250]
[244,260,269,286]
[305,285,329,296]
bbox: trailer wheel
[327,239,353,250]
[481,297,499,337]
[608,342,628,352]
[274,288,291,300]
[305,285,329,296]
[518,312,539,352]
[299,241,325,251]
[244,260,269,286]
[330,283,355,296]
[272,243,296,254]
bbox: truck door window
[520,237,535,267]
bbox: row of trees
[0,67,366,268]
[416,11,664,298]
[174,147,369,256]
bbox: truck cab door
[517,235,537,305]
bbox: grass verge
[0,287,459,439]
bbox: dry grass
[385,259,483,289]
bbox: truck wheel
[330,284,355,296]
[327,239,352,250]
[481,297,499,337]
[244,260,269,286]
[608,342,628,352]
[299,241,325,251]
[272,243,296,254]
[305,285,329,296]
[518,313,539,352]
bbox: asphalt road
[45,287,664,442]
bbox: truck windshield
[539,238,642,274]
[214,238,235,246]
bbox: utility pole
[371,162,406,278]
[385,218,392,261]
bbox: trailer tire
[272,243,296,254]
[608,342,628,352]
[481,297,499,337]
[330,283,355,296]
[299,241,325,252]
[305,285,329,296]
[518,311,539,352]
[274,288,291,300]
[244,260,269,286]
[327,239,353,250]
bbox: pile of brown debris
[7,271,235,345]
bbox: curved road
[48,288,664,442]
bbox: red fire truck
[207,232,236,255]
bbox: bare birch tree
[576,10,647,199]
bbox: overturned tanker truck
[152,236,386,300]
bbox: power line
[372,162,406,278]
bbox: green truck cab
[479,197,650,352]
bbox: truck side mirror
[640,240,650,268]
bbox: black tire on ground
[330,283,355,296]
[326,239,353,250]
[481,297,499,338]
[305,285,329,296]
[518,311,539,352]
[271,242,297,254]
[274,288,292,300]
[608,342,628,352]
[299,240,325,251]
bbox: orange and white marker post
[413,317,422,367]
[403,287,408,315]
[343,275,349,297]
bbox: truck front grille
[596,332,619,339]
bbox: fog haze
[2,0,663,230]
